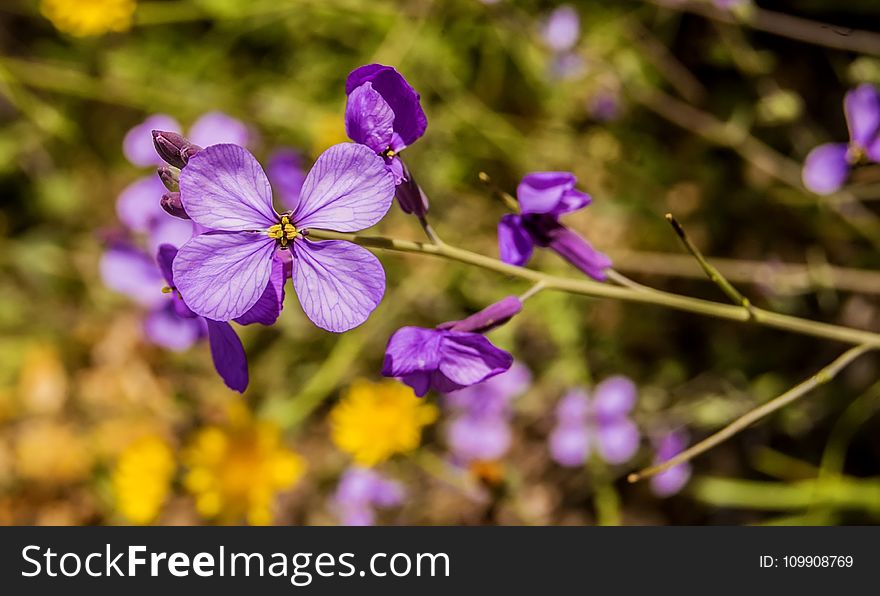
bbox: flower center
[847,144,867,165]
[267,214,298,248]
[383,147,396,158]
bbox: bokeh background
[1,0,879,525]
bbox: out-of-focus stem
[627,344,874,484]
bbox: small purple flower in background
[332,467,404,526]
[549,376,640,467]
[171,142,394,331]
[382,296,521,396]
[713,0,749,11]
[802,84,880,195]
[444,362,531,464]
[650,430,692,497]
[587,89,622,123]
[345,63,429,215]
[498,172,612,281]
[267,148,306,212]
[541,6,583,79]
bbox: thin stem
[305,229,880,348]
[519,280,547,302]
[627,344,875,484]
[666,213,755,317]
[478,172,520,212]
[417,215,444,246]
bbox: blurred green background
[0,0,879,525]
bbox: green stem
[306,229,880,348]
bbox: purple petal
[339,506,375,526]
[401,371,433,397]
[123,114,181,167]
[233,254,286,326]
[267,148,306,212]
[143,304,206,351]
[156,244,177,286]
[541,5,580,53]
[206,319,249,393]
[844,84,880,149]
[498,214,535,266]
[382,327,444,379]
[345,82,395,154]
[651,463,692,497]
[802,143,850,195]
[116,176,166,232]
[544,223,611,281]
[549,424,589,467]
[517,172,590,215]
[100,246,165,308]
[556,388,590,425]
[187,111,251,148]
[345,64,427,148]
[448,415,511,462]
[445,361,531,412]
[292,239,385,332]
[444,296,523,334]
[172,232,277,321]
[179,144,277,231]
[592,375,637,421]
[596,418,640,465]
[293,143,395,232]
[437,332,514,388]
[147,217,197,256]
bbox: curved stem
[306,229,880,347]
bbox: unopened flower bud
[157,166,180,192]
[395,160,429,216]
[160,192,189,220]
[152,130,202,169]
[440,296,523,334]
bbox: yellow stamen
[161,286,173,294]
[269,215,298,247]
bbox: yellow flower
[330,379,438,466]
[183,404,305,525]
[112,435,175,525]
[40,0,136,37]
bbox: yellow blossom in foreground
[330,379,438,466]
[183,405,305,525]
[40,0,136,37]
[112,435,175,525]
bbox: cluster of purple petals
[549,376,640,467]
[499,172,612,281]
[649,430,692,497]
[802,84,880,195]
[333,467,404,526]
[443,362,531,464]
[382,296,522,397]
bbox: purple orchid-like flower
[382,296,522,396]
[549,376,641,467]
[802,84,880,195]
[171,142,395,332]
[650,430,692,497]
[444,362,531,464]
[333,467,405,526]
[345,64,429,215]
[498,172,612,281]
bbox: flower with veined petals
[171,142,394,331]
[330,379,438,466]
[111,435,176,525]
[41,0,135,37]
[183,405,305,525]
[499,172,611,281]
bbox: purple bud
[442,296,523,334]
[151,130,202,169]
[160,192,189,220]
[537,219,611,281]
[395,160,429,216]
[157,166,179,192]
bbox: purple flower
[587,90,622,122]
[171,142,394,331]
[333,467,404,526]
[650,430,692,497]
[549,376,640,467]
[382,297,522,397]
[498,172,611,281]
[444,362,531,463]
[541,5,580,53]
[802,84,880,195]
[267,148,306,212]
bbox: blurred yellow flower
[112,435,175,525]
[183,405,305,525]
[330,379,438,466]
[40,0,136,37]
[14,420,93,484]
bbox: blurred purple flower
[549,376,640,467]
[267,148,306,212]
[650,430,692,497]
[588,90,622,122]
[124,114,182,168]
[333,467,404,526]
[802,84,880,194]
[541,6,580,53]
[444,362,531,464]
[498,172,611,280]
[382,297,521,396]
[172,142,394,330]
[713,0,748,10]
